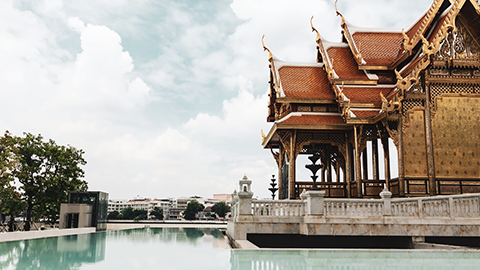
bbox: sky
[0,0,432,200]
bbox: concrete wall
[59,203,93,229]
[0,227,95,243]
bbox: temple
[262,0,480,199]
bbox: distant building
[108,196,176,220]
[213,194,232,203]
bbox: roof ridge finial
[334,0,346,26]
[262,35,273,62]
[310,16,321,44]
[335,0,340,16]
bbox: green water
[0,228,479,269]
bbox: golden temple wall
[403,109,428,178]
[432,95,480,179]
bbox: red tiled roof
[352,32,404,66]
[406,13,427,40]
[342,87,394,103]
[399,55,425,77]
[278,66,335,99]
[351,110,380,118]
[280,114,345,125]
[427,13,449,43]
[326,47,370,80]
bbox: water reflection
[106,227,224,245]
[230,249,480,270]
[0,228,227,270]
[0,232,106,270]
[3,229,480,270]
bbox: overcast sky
[1,0,432,200]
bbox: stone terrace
[227,177,480,243]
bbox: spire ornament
[310,16,321,44]
[262,35,273,62]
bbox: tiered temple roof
[262,0,480,199]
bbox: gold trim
[346,112,387,125]
[332,79,377,85]
[262,35,273,62]
[276,123,351,130]
[404,0,445,53]
[358,65,390,70]
[262,124,278,148]
[276,97,337,104]
[311,17,336,80]
[342,101,351,119]
[396,0,467,91]
[380,92,402,112]
[335,0,363,65]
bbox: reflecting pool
[1,228,480,269]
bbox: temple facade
[262,0,480,199]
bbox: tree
[132,209,147,220]
[211,202,230,218]
[183,200,204,220]
[41,140,88,225]
[0,131,25,228]
[120,207,135,220]
[150,207,163,220]
[118,207,147,220]
[107,211,120,220]
[2,131,88,230]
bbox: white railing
[451,194,480,217]
[325,199,384,217]
[251,200,305,217]
[391,194,480,218]
[391,198,419,217]
[230,193,480,219]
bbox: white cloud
[0,0,431,200]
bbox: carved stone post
[354,125,363,198]
[300,190,325,216]
[238,175,253,216]
[380,187,392,216]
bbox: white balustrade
[325,199,384,217]
[230,193,480,219]
[251,200,305,217]
[451,194,480,217]
[391,198,420,217]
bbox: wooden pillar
[372,139,379,180]
[345,133,353,198]
[288,131,297,199]
[425,84,436,196]
[326,145,332,182]
[277,145,284,199]
[382,137,391,190]
[362,147,368,181]
[398,117,406,196]
[354,125,363,198]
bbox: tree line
[0,131,87,231]
[107,206,164,221]
[183,201,230,220]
